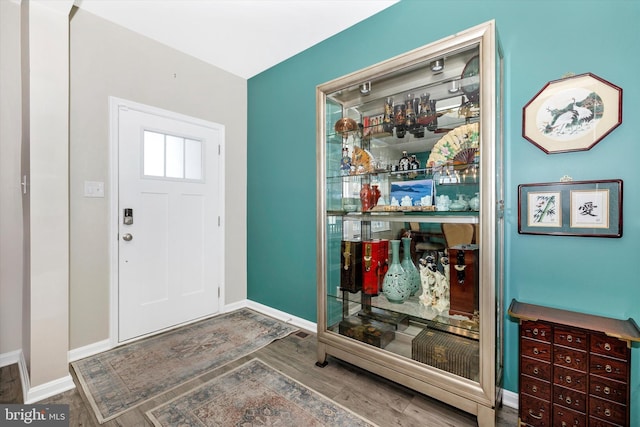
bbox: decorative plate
[427,122,479,167]
[461,56,480,103]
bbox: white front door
[115,101,223,342]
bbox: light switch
[84,181,105,198]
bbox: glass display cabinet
[315,21,504,426]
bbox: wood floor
[0,329,517,426]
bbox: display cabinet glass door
[324,44,483,381]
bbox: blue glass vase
[382,240,410,303]
[401,237,421,296]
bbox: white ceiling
[74,0,398,79]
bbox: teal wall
[247,0,640,414]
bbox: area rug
[72,309,298,423]
[146,358,377,427]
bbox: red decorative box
[361,239,388,296]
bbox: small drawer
[521,338,551,362]
[553,384,586,412]
[588,415,624,427]
[521,356,551,380]
[520,393,551,426]
[553,346,587,372]
[521,320,551,342]
[590,354,628,382]
[554,366,587,393]
[521,375,551,400]
[589,396,627,426]
[590,334,629,361]
[589,375,628,404]
[553,403,586,427]
[554,327,587,351]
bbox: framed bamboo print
[518,179,622,237]
[523,73,622,154]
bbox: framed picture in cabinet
[522,73,622,154]
[518,179,622,237]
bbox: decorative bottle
[382,240,410,303]
[401,237,421,296]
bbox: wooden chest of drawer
[509,300,639,427]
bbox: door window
[143,130,203,181]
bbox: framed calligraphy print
[518,179,622,237]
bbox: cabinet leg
[476,405,496,427]
[316,342,328,367]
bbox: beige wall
[28,0,74,388]
[0,0,24,356]
[69,8,248,349]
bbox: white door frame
[108,96,225,347]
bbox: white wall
[69,8,248,349]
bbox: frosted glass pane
[143,131,165,176]
[166,135,184,178]
[185,139,202,180]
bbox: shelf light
[430,59,444,72]
[359,81,371,95]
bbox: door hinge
[218,145,221,155]
[218,287,220,298]
[218,216,221,226]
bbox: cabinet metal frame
[316,20,503,426]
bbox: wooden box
[448,244,479,319]
[357,306,409,331]
[340,240,362,293]
[338,316,395,348]
[411,327,479,380]
[361,239,388,296]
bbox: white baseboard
[25,373,75,404]
[244,300,317,333]
[0,349,22,368]
[68,339,111,362]
[0,349,74,404]
[502,388,518,409]
[0,349,30,403]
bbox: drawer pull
[605,364,612,373]
[565,396,572,405]
[531,385,538,393]
[528,410,543,420]
[561,422,567,427]
[604,386,611,395]
[565,375,572,384]
[565,355,572,364]
[604,342,611,351]
[605,408,611,417]
[533,328,539,335]
[533,367,539,375]
[533,347,539,355]
[566,334,573,342]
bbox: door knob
[122,233,133,241]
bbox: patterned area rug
[146,358,377,426]
[72,309,298,423]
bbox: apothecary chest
[509,299,640,427]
